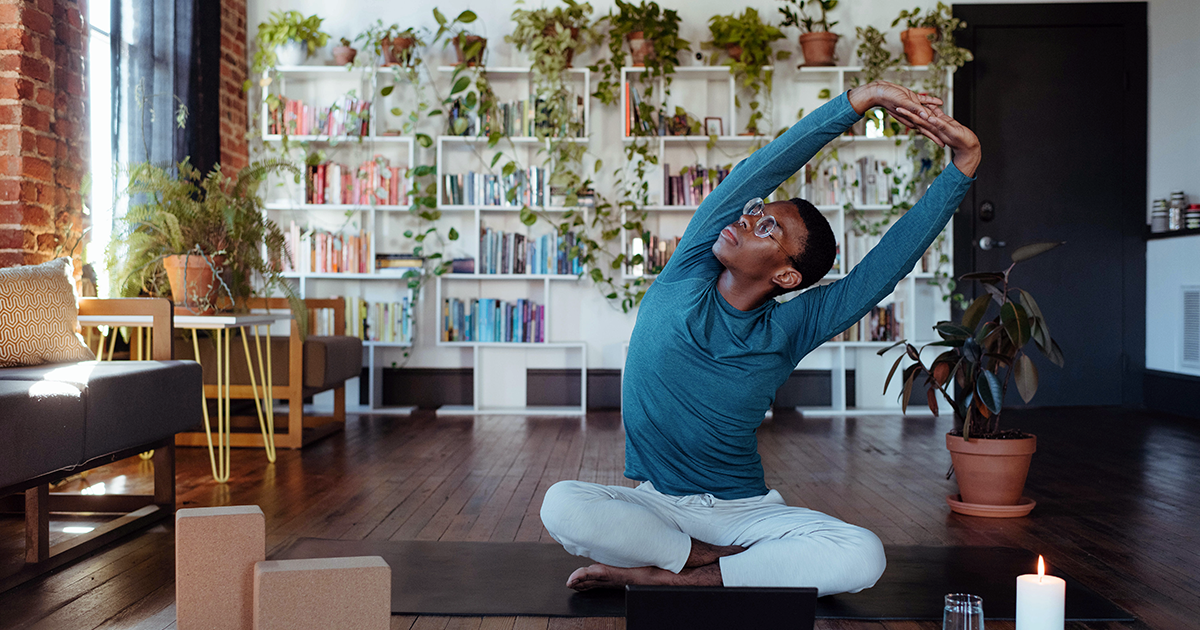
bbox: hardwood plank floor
[0,406,1194,629]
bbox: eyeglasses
[743,197,801,263]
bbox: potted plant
[357,21,425,67]
[881,242,1065,518]
[107,158,304,320]
[507,0,596,71]
[332,37,357,66]
[605,0,688,68]
[430,8,486,67]
[778,0,839,67]
[251,10,330,77]
[854,25,899,85]
[892,2,970,68]
[702,8,789,135]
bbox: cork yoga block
[176,506,266,630]
[253,556,391,630]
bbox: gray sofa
[0,298,201,592]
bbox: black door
[953,3,1146,407]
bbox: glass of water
[943,593,984,630]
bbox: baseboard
[1144,369,1200,420]
[370,368,856,410]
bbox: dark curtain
[112,0,221,177]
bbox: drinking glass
[943,593,984,630]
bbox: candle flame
[1038,555,1045,582]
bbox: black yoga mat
[271,539,1133,621]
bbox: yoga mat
[271,539,1133,620]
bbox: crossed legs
[540,480,886,596]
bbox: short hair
[788,197,837,290]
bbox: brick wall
[0,0,88,269]
[219,0,248,173]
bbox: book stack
[441,298,546,343]
[479,226,583,275]
[663,163,731,206]
[442,167,546,207]
[624,83,662,136]
[375,254,424,273]
[305,158,407,206]
[842,233,882,274]
[627,232,681,276]
[447,95,586,138]
[342,297,414,344]
[830,303,900,343]
[284,221,371,274]
[803,161,843,206]
[268,95,371,137]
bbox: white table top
[78,313,290,330]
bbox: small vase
[275,40,307,67]
[543,24,581,68]
[725,44,744,62]
[901,27,937,66]
[332,46,357,66]
[453,35,487,67]
[382,36,416,67]
[162,254,228,315]
[798,32,838,67]
[626,31,654,67]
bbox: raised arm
[780,106,981,357]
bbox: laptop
[625,585,818,630]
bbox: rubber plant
[703,8,790,136]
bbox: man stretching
[540,81,980,595]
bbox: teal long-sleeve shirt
[621,91,976,499]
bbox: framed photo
[704,117,724,136]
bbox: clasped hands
[847,80,981,177]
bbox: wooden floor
[0,405,1196,630]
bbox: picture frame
[704,117,723,136]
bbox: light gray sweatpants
[540,480,886,597]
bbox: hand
[920,105,982,177]
[848,80,942,135]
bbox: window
[87,0,113,292]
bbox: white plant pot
[276,41,307,67]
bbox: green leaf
[456,10,477,23]
[976,370,1003,415]
[876,340,905,356]
[882,352,905,395]
[936,323,973,340]
[403,230,413,238]
[428,109,443,117]
[502,161,517,177]
[959,271,1005,285]
[412,165,435,177]
[594,159,603,172]
[447,227,459,241]
[452,118,469,135]
[1039,337,1065,368]
[1011,241,1065,263]
[961,294,991,332]
[589,268,604,283]
[390,107,402,116]
[380,85,395,97]
[415,133,433,148]
[1000,302,1031,347]
[465,92,477,109]
[901,365,917,414]
[490,153,503,168]
[451,76,470,95]
[520,206,537,226]
[433,8,447,25]
[1014,354,1038,403]
[818,88,831,99]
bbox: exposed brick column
[219,0,248,172]
[0,0,88,269]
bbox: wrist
[952,146,981,178]
[847,85,875,116]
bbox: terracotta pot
[626,31,654,67]
[382,36,416,67]
[798,32,838,67]
[946,433,1036,510]
[453,35,487,67]
[162,254,228,315]
[332,46,357,66]
[901,27,937,66]
[725,44,744,62]
[543,24,581,68]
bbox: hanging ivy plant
[703,8,789,136]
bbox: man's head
[711,197,837,295]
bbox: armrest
[78,298,175,360]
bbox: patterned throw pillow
[0,258,96,367]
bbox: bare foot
[685,538,746,568]
[567,562,723,591]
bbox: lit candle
[1016,555,1065,630]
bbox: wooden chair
[173,298,362,451]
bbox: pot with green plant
[251,10,330,75]
[356,22,425,67]
[431,9,485,66]
[881,242,1066,518]
[332,37,357,65]
[606,0,688,68]
[107,158,304,321]
[702,8,788,135]
[778,0,839,67]
[508,0,595,71]
[892,2,969,68]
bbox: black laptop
[625,585,818,630]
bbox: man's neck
[716,268,774,311]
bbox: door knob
[978,236,1007,250]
